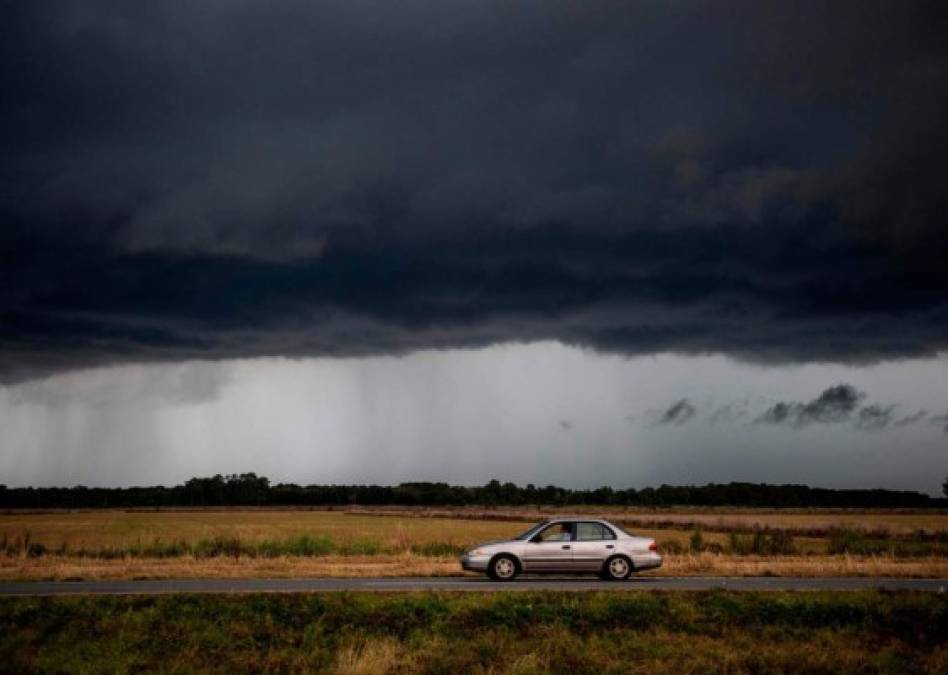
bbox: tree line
[1,473,946,509]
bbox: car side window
[535,522,573,542]
[576,522,616,541]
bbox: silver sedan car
[460,518,662,581]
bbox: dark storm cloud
[656,399,697,426]
[3,1,948,381]
[855,404,896,431]
[756,384,864,427]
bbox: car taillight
[648,542,659,552]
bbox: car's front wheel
[487,554,519,581]
[602,555,632,581]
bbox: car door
[521,522,575,571]
[571,522,617,571]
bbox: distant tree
[2,475,947,509]
[483,479,502,506]
[943,476,948,497]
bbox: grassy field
[345,505,948,537]
[0,510,532,552]
[1,509,946,581]
[4,508,947,550]
[1,591,945,673]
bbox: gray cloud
[755,402,795,426]
[855,404,897,431]
[930,413,948,434]
[894,410,928,428]
[657,399,697,426]
[756,384,864,427]
[2,2,948,381]
[708,400,750,425]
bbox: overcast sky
[2,2,947,492]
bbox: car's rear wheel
[602,555,632,581]
[487,554,519,581]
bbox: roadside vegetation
[1,591,945,673]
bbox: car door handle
[605,544,614,549]
[561,545,571,550]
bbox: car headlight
[468,548,486,556]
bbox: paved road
[0,576,945,596]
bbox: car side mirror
[530,535,542,543]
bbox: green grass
[0,591,945,673]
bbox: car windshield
[514,520,550,540]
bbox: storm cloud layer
[3,1,948,382]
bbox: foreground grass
[1,591,945,673]
[2,552,946,581]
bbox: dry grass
[0,510,532,551]
[660,552,948,577]
[615,510,948,537]
[0,553,460,581]
[2,551,945,581]
[4,508,940,555]
[346,505,948,536]
[331,638,406,675]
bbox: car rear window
[609,522,634,537]
[576,522,616,540]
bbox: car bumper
[632,552,663,571]
[459,554,490,572]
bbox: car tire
[602,555,632,581]
[487,554,519,581]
